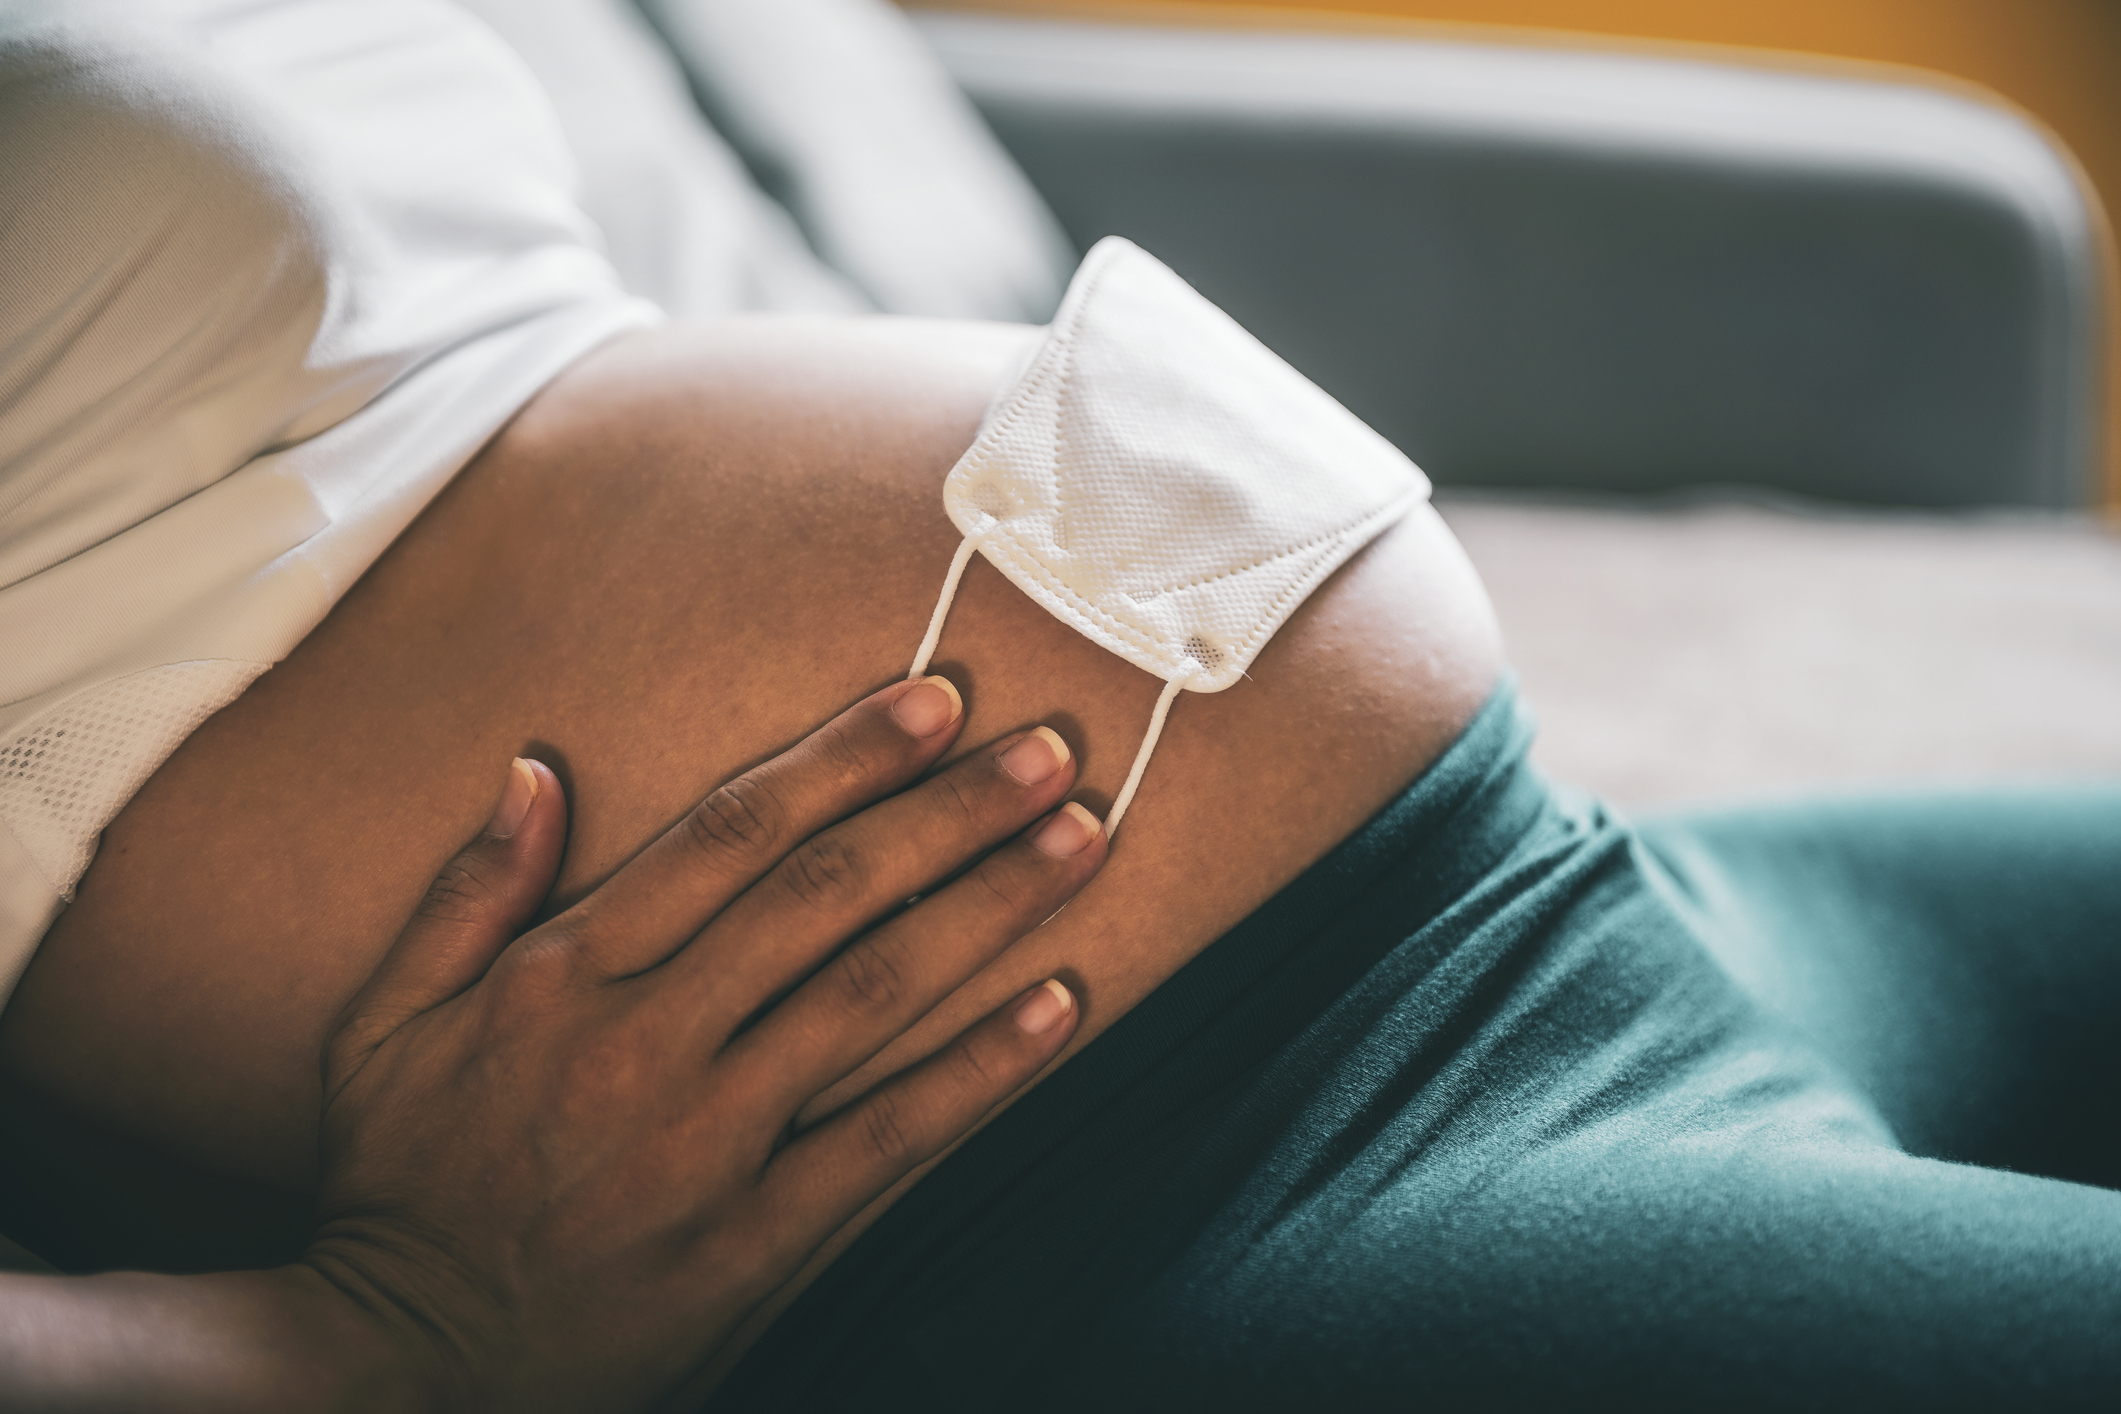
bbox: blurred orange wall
[927,0,2121,504]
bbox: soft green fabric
[715,681,2121,1410]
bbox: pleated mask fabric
[907,238,1430,833]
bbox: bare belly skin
[0,317,1503,1320]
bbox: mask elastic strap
[1105,676,1185,837]
[907,531,984,679]
[907,529,1184,840]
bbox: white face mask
[908,238,1429,834]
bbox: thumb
[327,758,567,1090]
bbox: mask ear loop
[907,531,984,680]
[1103,675,1185,837]
[906,527,1186,841]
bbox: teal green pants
[716,683,2121,1410]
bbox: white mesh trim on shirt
[0,660,270,899]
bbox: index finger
[550,675,965,979]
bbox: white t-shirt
[0,0,660,1003]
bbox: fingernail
[1013,978,1074,1035]
[487,758,538,838]
[1030,801,1100,858]
[891,676,963,738]
[999,725,1070,785]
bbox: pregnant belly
[0,315,1502,1279]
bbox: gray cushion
[639,0,1075,321]
[456,0,866,315]
[918,12,2104,507]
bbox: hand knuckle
[809,720,876,788]
[416,855,505,926]
[858,1095,916,1166]
[927,771,982,831]
[527,906,599,965]
[494,924,585,993]
[831,937,907,1014]
[684,776,788,866]
[782,832,869,912]
[948,1035,1007,1095]
[967,857,1038,918]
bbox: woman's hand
[305,675,1104,1410]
